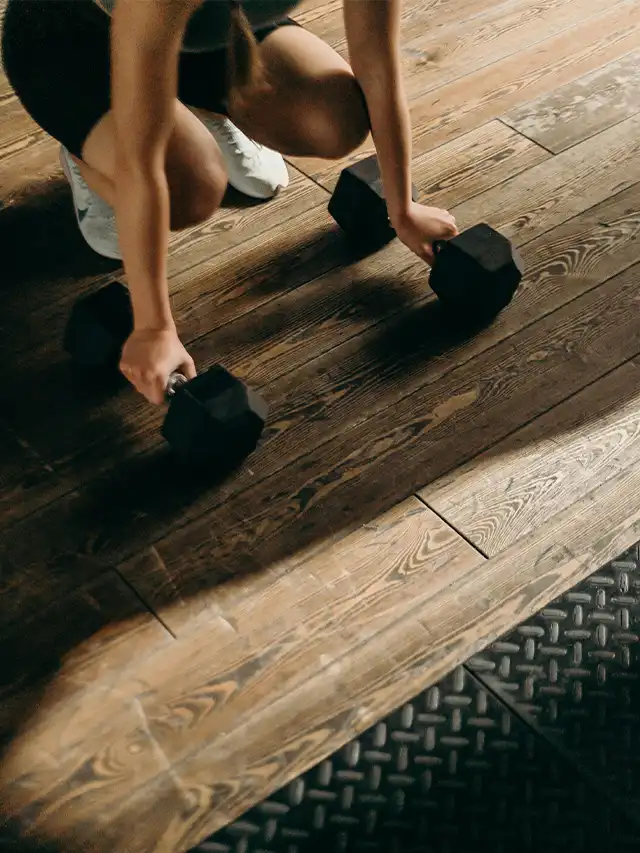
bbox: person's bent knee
[307,73,370,160]
[165,112,229,230]
[168,159,228,230]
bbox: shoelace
[213,117,266,160]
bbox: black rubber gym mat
[194,664,640,853]
[468,541,640,822]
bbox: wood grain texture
[0,119,545,489]
[294,0,506,48]
[130,456,640,850]
[0,93,46,152]
[0,570,169,743]
[1,501,484,853]
[121,259,640,634]
[2,180,638,640]
[2,0,640,849]
[449,112,640,246]
[421,360,640,556]
[501,49,640,153]
[0,418,67,529]
[9,458,640,853]
[1,572,174,850]
[0,136,60,202]
[290,1,640,189]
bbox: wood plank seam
[499,48,640,154]
[495,116,556,156]
[417,349,640,542]
[499,105,640,159]
[321,0,632,102]
[124,459,640,849]
[413,494,491,559]
[182,133,640,354]
[114,566,178,640]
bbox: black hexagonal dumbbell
[329,156,523,320]
[429,223,524,321]
[328,154,419,250]
[63,280,268,468]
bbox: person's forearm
[109,0,200,333]
[358,69,413,223]
[114,159,174,330]
[344,0,413,223]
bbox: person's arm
[343,0,412,223]
[110,0,201,330]
[343,0,457,261]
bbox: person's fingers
[180,354,197,381]
[133,369,167,405]
[151,371,169,405]
[119,359,133,382]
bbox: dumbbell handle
[166,372,189,398]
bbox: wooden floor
[2,0,640,850]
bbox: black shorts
[1,0,299,158]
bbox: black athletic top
[95,0,300,51]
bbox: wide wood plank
[1,181,638,630]
[0,570,170,742]
[0,501,484,853]
[397,119,548,208]
[0,571,174,852]
[294,0,506,48]
[420,361,640,557]
[501,49,640,153]
[448,112,640,246]
[0,418,67,529]
[291,2,640,189]
[0,136,60,203]
[302,0,619,92]
[3,1,640,851]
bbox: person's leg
[1,0,283,262]
[176,28,293,201]
[225,24,371,160]
[56,101,229,261]
[79,101,229,231]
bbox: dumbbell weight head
[429,223,523,320]
[63,280,133,370]
[161,365,268,467]
[328,155,419,250]
[63,281,268,468]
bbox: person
[1,0,458,405]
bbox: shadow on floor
[1,169,639,852]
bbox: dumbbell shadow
[0,179,119,291]
[367,297,499,380]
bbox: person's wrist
[132,303,175,334]
[389,199,417,230]
[129,285,174,333]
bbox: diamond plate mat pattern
[193,666,640,853]
[468,542,640,816]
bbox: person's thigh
[2,0,112,160]
[207,23,371,159]
[3,0,227,229]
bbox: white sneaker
[59,145,122,261]
[197,114,289,200]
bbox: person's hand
[392,201,458,265]
[120,326,196,405]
